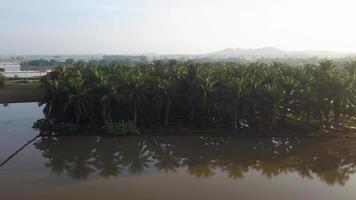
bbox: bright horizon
[1,0,356,55]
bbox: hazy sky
[1,0,356,55]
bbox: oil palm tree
[99,82,125,123]
[38,59,356,132]
[227,76,248,130]
[63,73,92,125]
[264,81,283,130]
[328,71,356,127]
[39,79,63,119]
[152,78,182,127]
[278,74,300,125]
[186,68,218,127]
[124,69,150,124]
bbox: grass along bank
[0,80,43,103]
[0,73,5,88]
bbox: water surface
[1,136,356,200]
[0,103,42,161]
[1,103,356,200]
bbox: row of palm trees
[40,59,356,131]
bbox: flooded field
[0,103,43,160]
[1,103,356,200]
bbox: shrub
[102,121,140,136]
[33,119,80,135]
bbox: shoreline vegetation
[31,59,356,136]
[0,73,6,88]
[0,77,43,103]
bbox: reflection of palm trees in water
[92,138,124,177]
[120,138,152,174]
[33,136,356,185]
[35,137,97,179]
[221,162,249,179]
[148,137,181,173]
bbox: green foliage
[38,60,356,133]
[33,119,80,135]
[102,121,140,136]
[20,59,75,71]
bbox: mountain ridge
[206,47,355,57]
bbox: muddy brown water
[1,103,356,200]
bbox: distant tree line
[96,55,150,65]
[20,59,75,71]
[20,55,356,72]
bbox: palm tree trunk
[269,104,276,130]
[165,101,170,127]
[283,99,288,126]
[334,98,341,128]
[134,102,137,124]
[234,101,239,130]
[325,110,330,125]
[305,105,311,124]
[157,110,160,121]
[165,110,169,127]
[202,93,207,128]
[190,105,194,121]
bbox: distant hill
[206,47,355,58]
[208,47,284,56]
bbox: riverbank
[0,82,43,103]
[138,126,356,138]
[33,118,356,138]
